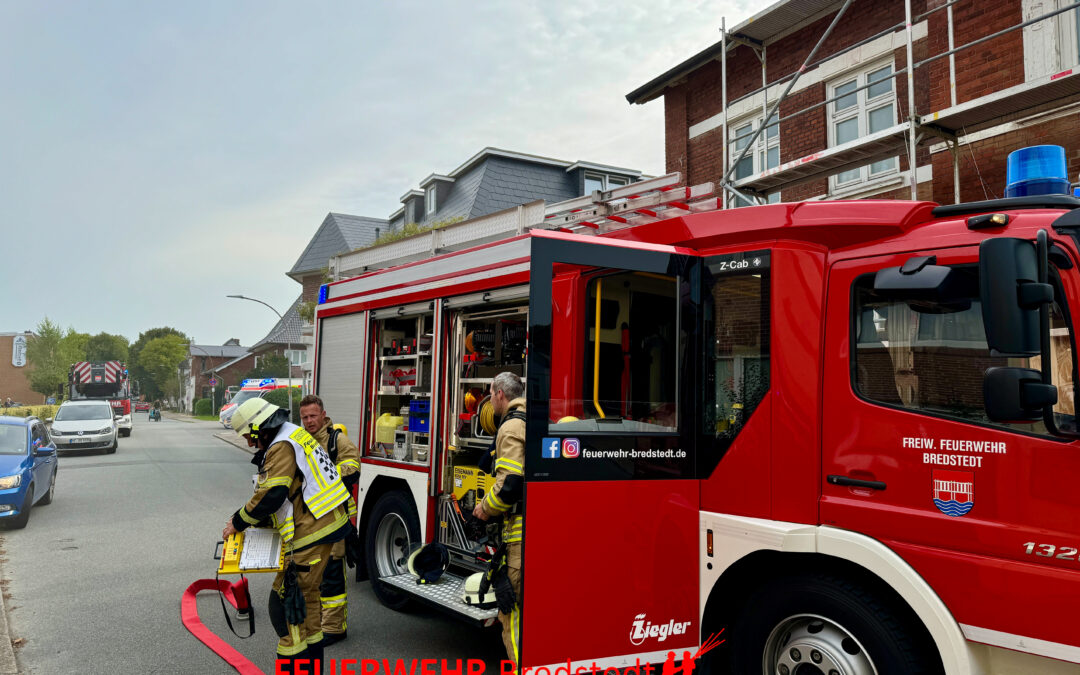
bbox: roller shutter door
[315,312,367,441]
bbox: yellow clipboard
[216,529,285,574]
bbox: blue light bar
[318,284,329,304]
[1005,145,1070,198]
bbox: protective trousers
[320,539,348,637]
[498,542,523,672]
[270,542,332,669]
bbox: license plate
[69,438,90,444]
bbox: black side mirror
[984,367,1058,422]
[979,237,1053,356]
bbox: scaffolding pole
[905,0,918,200]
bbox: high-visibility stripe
[321,595,348,608]
[307,631,324,646]
[338,459,360,470]
[239,508,260,525]
[308,483,349,517]
[348,500,358,517]
[260,476,293,489]
[494,458,524,475]
[278,625,307,655]
[289,511,349,551]
[304,454,330,491]
[485,490,510,512]
[510,603,521,666]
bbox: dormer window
[583,172,631,195]
[426,186,436,215]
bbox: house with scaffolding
[626,0,1080,207]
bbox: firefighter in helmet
[472,371,526,668]
[298,394,362,648]
[223,398,351,672]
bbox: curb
[0,550,22,674]
[214,431,254,454]
[161,412,195,423]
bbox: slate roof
[252,296,304,350]
[289,213,388,278]
[188,343,250,359]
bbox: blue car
[0,416,57,529]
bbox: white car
[114,410,132,437]
[49,401,118,454]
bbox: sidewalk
[214,430,253,454]
[0,550,21,674]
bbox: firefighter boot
[307,639,325,673]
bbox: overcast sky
[1,0,756,347]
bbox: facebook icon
[541,437,561,459]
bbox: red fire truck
[312,164,1080,674]
[69,361,133,436]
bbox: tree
[26,318,65,398]
[25,319,89,399]
[85,333,130,363]
[243,353,290,380]
[130,327,188,399]
[138,335,189,401]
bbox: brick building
[180,340,252,412]
[0,332,38,405]
[627,0,1080,206]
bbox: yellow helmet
[557,416,580,424]
[230,398,280,436]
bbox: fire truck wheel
[365,490,419,611]
[730,573,941,675]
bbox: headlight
[98,427,113,434]
[51,429,64,436]
[0,475,21,490]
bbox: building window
[829,62,897,190]
[286,349,307,366]
[425,186,436,215]
[583,173,631,195]
[727,113,781,208]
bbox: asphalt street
[1,414,504,674]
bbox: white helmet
[461,572,497,608]
[230,398,280,436]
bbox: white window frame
[726,112,781,208]
[286,349,307,366]
[425,186,436,215]
[1059,0,1080,67]
[583,172,631,195]
[828,59,898,192]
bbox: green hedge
[1,404,60,420]
[262,388,301,425]
[194,398,213,416]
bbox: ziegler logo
[629,613,692,646]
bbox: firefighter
[299,394,362,647]
[223,398,351,673]
[472,371,526,669]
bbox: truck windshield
[228,390,264,407]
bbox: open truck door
[521,230,703,670]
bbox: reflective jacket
[482,397,526,546]
[313,417,360,518]
[231,423,350,552]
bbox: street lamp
[226,294,295,422]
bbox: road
[2,414,505,674]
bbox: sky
[0,0,757,348]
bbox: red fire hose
[181,578,265,675]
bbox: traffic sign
[208,378,218,387]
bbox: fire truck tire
[729,573,942,675]
[365,490,419,611]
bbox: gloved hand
[465,515,489,544]
[281,562,306,626]
[489,565,516,615]
[343,530,362,569]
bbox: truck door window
[550,270,680,433]
[703,251,771,447]
[853,267,1077,435]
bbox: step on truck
[312,153,1080,675]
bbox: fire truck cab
[314,172,1080,674]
